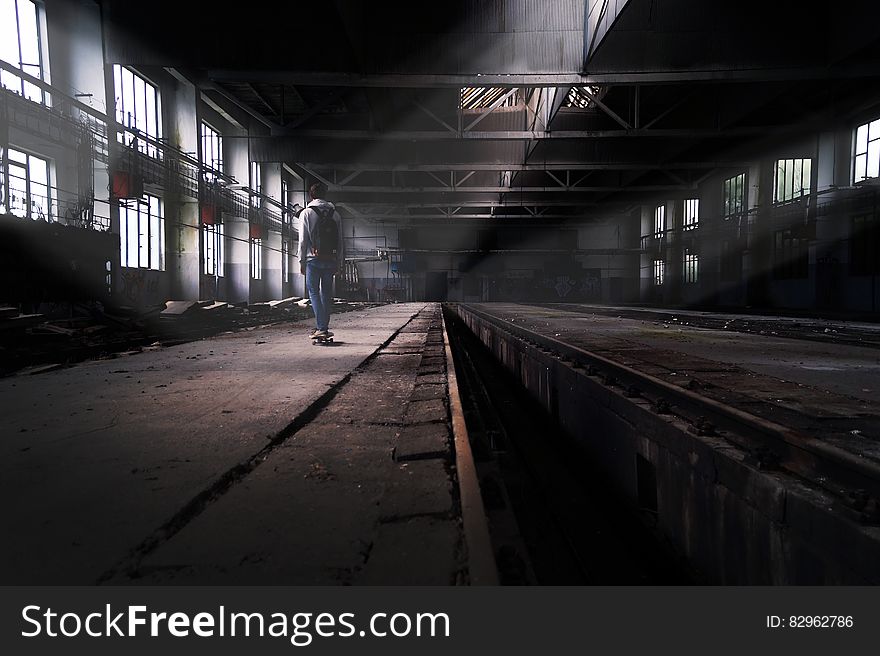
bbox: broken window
[653,259,665,286]
[774,158,812,203]
[723,173,746,218]
[853,118,880,183]
[251,238,262,280]
[683,249,699,283]
[203,223,224,276]
[653,204,666,237]
[2,147,51,220]
[0,0,48,104]
[113,65,162,157]
[683,198,699,231]
[200,122,223,179]
[119,194,164,270]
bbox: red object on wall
[111,171,143,199]
[249,223,265,239]
[201,205,216,225]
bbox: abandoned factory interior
[2,0,880,586]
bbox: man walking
[298,182,344,339]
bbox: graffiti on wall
[120,268,162,306]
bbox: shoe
[321,330,334,337]
[309,329,322,338]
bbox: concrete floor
[1,303,462,585]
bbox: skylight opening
[564,86,603,109]
[459,87,516,110]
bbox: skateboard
[312,334,334,346]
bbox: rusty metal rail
[454,303,880,519]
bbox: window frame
[0,0,49,105]
[251,237,262,280]
[2,146,52,220]
[682,198,699,231]
[653,259,665,286]
[202,223,225,277]
[119,193,165,271]
[653,203,666,238]
[853,117,880,184]
[113,64,163,158]
[683,249,699,284]
[773,157,812,204]
[723,173,746,219]
[200,121,223,179]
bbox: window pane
[8,162,26,217]
[122,68,134,127]
[856,124,869,154]
[870,119,880,141]
[150,211,160,270]
[0,0,20,69]
[120,204,128,264]
[145,85,157,139]
[155,91,162,139]
[803,158,812,194]
[218,224,225,275]
[133,74,146,134]
[868,140,880,179]
[138,204,148,268]
[28,154,47,185]
[113,64,122,120]
[775,164,784,202]
[16,0,39,68]
[126,206,138,267]
[784,160,794,199]
[31,181,48,218]
[204,226,214,275]
[855,154,867,181]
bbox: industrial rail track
[453,304,880,526]
[445,307,692,584]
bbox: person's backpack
[310,206,339,260]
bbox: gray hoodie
[298,199,344,267]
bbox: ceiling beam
[296,162,748,172]
[245,83,278,116]
[266,127,774,140]
[200,81,276,129]
[207,65,880,88]
[340,199,639,209]
[329,184,692,193]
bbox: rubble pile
[0,298,380,376]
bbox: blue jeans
[305,259,336,331]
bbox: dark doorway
[425,271,448,301]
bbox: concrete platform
[0,303,466,585]
[467,303,880,461]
